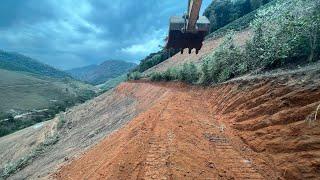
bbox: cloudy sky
[0,0,211,70]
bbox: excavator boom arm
[187,0,203,32]
[166,0,210,54]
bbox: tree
[8,114,14,122]
[203,0,271,34]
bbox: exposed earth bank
[55,68,320,180]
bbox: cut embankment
[56,68,320,180]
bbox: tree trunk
[308,48,315,62]
[308,31,318,62]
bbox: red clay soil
[55,75,320,180]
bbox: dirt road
[55,68,320,180]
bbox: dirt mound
[56,68,320,179]
[144,29,252,75]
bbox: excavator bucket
[166,16,210,54]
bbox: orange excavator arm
[186,0,203,32]
[166,0,210,54]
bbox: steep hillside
[143,29,252,75]
[0,64,318,179]
[142,0,319,86]
[0,50,69,78]
[96,74,127,92]
[0,79,168,179]
[0,69,96,137]
[129,0,274,75]
[204,0,272,34]
[67,60,136,85]
[54,66,319,180]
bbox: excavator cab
[166,0,210,54]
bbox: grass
[0,69,97,137]
[0,50,69,79]
[0,134,60,179]
[0,69,95,113]
[57,113,66,130]
[97,74,127,93]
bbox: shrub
[150,72,163,81]
[0,128,10,137]
[149,64,199,84]
[201,33,247,84]
[163,68,179,81]
[150,0,319,86]
[127,71,142,80]
[246,0,320,69]
[178,63,200,84]
[57,114,66,129]
[202,0,320,85]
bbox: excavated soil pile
[56,69,320,180]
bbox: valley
[67,60,136,85]
[0,54,97,137]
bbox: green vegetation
[205,0,277,39]
[67,60,136,85]
[201,33,248,84]
[150,63,200,84]
[247,0,320,65]
[127,49,179,81]
[127,71,142,80]
[129,47,180,78]
[0,50,69,78]
[204,0,272,34]
[57,113,67,130]
[131,49,179,73]
[131,0,274,75]
[0,133,60,179]
[97,74,127,92]
[0,69,96,137]
[150,0,320,85]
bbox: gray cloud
[0,0,211,70]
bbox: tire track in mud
[143,91,266,180]
[144,136,169,180]
[143,99,171,180]
[206,134,265,179]
[56,86,269,179]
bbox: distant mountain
[0,69,97,137]
[0,50,97,137]
[0,50,69,78]
[67,60,136,85]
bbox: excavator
[166,0,210,54]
